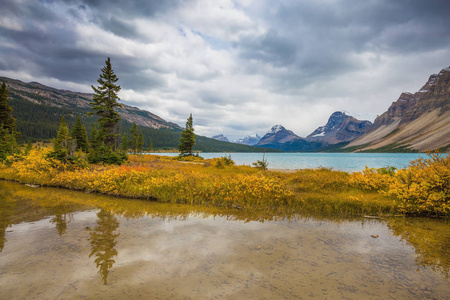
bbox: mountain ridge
[347,67,450,152]
[257,125,301,148]
[256,112,372,152]
[0,76,181,130]
[306,111,372,145]
[0,76,277,152]
[212,134,230,142]
[234,134,261,146]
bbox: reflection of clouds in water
[2,210,98,267]
[8,216,55,232]
[0,211,100,296]
[1,209,449,299]
[338,220,414,256]
[8,210,98,233]
[116,216,271,263]
[114,215,282,288]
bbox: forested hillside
[3,76,275,152]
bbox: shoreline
[0,151,447,217]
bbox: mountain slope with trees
[0,76,275,152]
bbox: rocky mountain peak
[234,134,261,146]
[257,125,300,146]
[372,66,450,129]
[212,134,230,142]
[269,124,285,134]
[306,111,372,144]
[348,66,450,152]
[326,111,346,129]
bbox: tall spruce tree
[121,132,129,152]
[137,131,144,154]
[90,57,121,150]
[129,122,138,154]
[0,82,19,160]
[0,82,16,134]
[178,114,195,156]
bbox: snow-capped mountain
[255,114,372,151]
[234,134,261,146]
[257,125,300,148]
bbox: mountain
[256,125,300,149]
[212,134,230,142]
[347,67,450,152]
[306,111,372,144]
[0,76,180,130]
[256,113,371,152]
[1,76,277,152]
[234,134,261,146]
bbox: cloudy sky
[1,0,449,140]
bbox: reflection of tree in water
[388,217,450,278]
[50,213,67,236]
[49,206,73,236]
[87,209,120,284]
[0,189,15,252]
[0,212,10,252]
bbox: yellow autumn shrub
[387,153,449,215]
[349,166,395,191]
[0,148,59,184]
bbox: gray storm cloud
[0,0,449,140]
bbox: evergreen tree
[129,122,138,154]
[0,82,20,160]
[121,132,129,152]
[89,123,99,150]
[72,116,89,152]
[90,57,121,150]
[138,131,144,154]
[81,124,89,151]
[0,128,19,161]
[0,82,16,133]
[178,114,195,156]
[48,117,75,162]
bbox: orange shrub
[387,154,449,215]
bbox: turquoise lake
[151,152,429,172]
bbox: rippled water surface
[0,181,449,299]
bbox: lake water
[0,181,449,299]
[151,152,428,172]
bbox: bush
[387,153,449,215]
[87,143,127,165]
[349,153,449,216]
[215,155,235,168]
[175,155,204,162]
[253,155,268,170]
[349,167,395,191]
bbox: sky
[1,0,449,141]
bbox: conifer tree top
[89,57,122,150]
